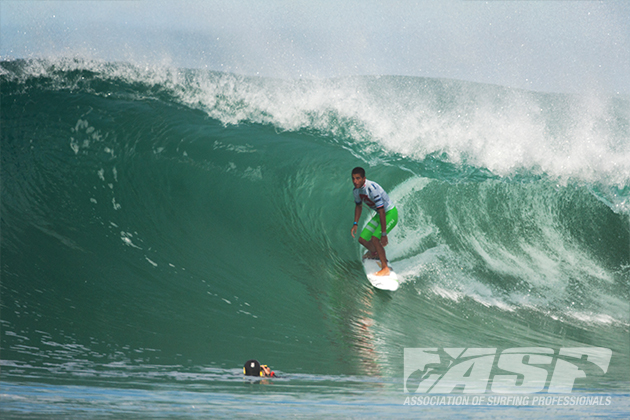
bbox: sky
[1,0,629,94]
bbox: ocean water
[1,58,629,418]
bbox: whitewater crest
[2,57,629,191]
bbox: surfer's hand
[381,235,389,247]
[351,225,357,238]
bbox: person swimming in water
[243,359,275,377]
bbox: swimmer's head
[243,359,262,376]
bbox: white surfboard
[362,258,399,291]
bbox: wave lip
[2,58,629,190]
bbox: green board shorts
[360,206,398,242]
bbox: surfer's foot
[363,251,379,260]
[374,266,391,276]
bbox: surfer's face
[352,173,366,189]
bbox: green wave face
[1,60,629,398]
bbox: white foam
[5,58,629,188]
[382,176,628,327]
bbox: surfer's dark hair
[352,167,365,177]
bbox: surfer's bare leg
[370,236,390,276]
[358,237,378,259]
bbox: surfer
[350,167,398,276]
[243,359,275,377]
